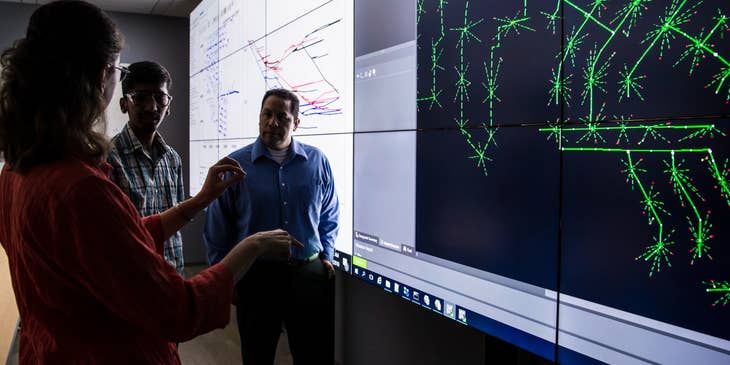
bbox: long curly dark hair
[0,0,124,173]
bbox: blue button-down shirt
[203,137,339,265]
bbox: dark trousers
[236,259,334,365]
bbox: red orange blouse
[0,158,233,364]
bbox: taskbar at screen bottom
[343,257,730,364]
[349,264,556,361]
[332,250,352,273]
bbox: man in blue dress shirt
[204,88,339,364]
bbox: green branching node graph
[418,0,426,26]
[611,0,651,37]
[620,151,675,276]
[544,118,567,146]
[420,0,729,307]
[576,103,609,144]
[541,118,727,304]
[547,0,608,107]
[581,44,616,116]
[618,63,647,102]
[536,0,728,306]
[704,151,730,206]
[565,26,589,68]
[450,1,488,175]
[629,0,730,103]
[552,0,730,119]
[638,124,671,144]
[417,0,447,109]
[558,144,722,275]
[666,151,714,265]
[483,54,503,130]
[494,10,534,38]
[704,280,730,307]
[615,121,631,144]
[664,154,705,208]
[420,0,538,176]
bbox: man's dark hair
[261,88,299,118]
[122,61,172,94]
[0,0,124,173]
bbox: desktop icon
[458,308,467,323]
[354,267,359,275]
[423,295,431,306]
[342,258,350,272]
[413,291,420,301]
[445,303,455,318]
[393,283,400,293]
[434,299,442,312]
[368,273,374,281]
[403,287,410,297]
[385,280,391,289]
[377,276,382,285]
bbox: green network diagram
[416,0,730,307]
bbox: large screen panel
[416,0,561,129]
[352,0,560,361]
[190,0,353,258]
[192,0,730,363]
[416,126,560,290]
[554,0,730,363]
[352,0,730,364]
[559,118,730,364]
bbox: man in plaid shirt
[108,61,185,274]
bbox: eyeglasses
[125,91,173,106]
[109,64,131,82]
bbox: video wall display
[193,0,730,363]
[413,0,730,362]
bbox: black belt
[287,252,320,267]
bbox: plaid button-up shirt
[108,124,185,274]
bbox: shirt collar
[252,137,308,163]
[119,123,171,156]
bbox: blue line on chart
[220,90,240,97]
